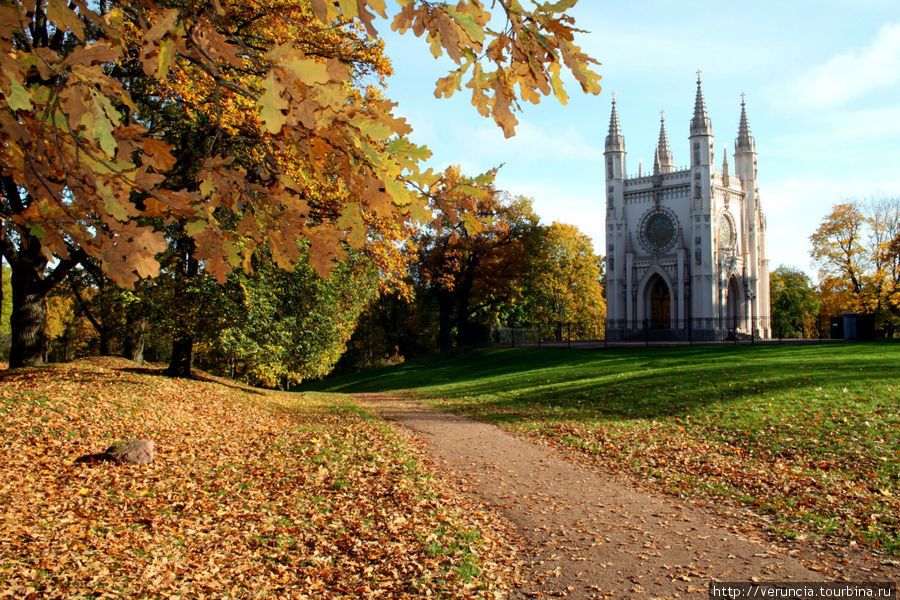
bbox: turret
[689,72,716,322]
[735,94,756,155]
[605,93,626,180]
[653,111,675,175]
[689,72,714,168]
[734,95,759,208]
[603,93,628,325]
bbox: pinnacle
[690,74,712,136]
[657,111,671,154]
[606,94,625,152]
[736,95,755,152]
[655,112,674,173]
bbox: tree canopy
[811,199,900,334]
[0,0,601,367]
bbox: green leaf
[548,0,578,12]
[98,182,130,221]
[156,38,175,78]
[387,137,432,163]
[93,111,117,157]
[185,219,208,237]
[3,81,32,112]
[446,6,484,44]
[353,117,394,141]
[337,202,366,249]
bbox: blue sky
[377,1,900,277]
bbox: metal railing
[491,314,879,349]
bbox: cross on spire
[605,93,625,152]
[691,72,711,135]
[736,93,755,152]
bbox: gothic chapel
[604,76,771,340]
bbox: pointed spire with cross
[736,92,755,153]
[654,109,674,174]
[690,70,712,136]
[605,91,625,152]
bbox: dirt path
[355,394,895,599]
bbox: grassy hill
[0,358,512,598]
[306,343,900,554]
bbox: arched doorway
[647,274,671,330]
[725,275,743,331]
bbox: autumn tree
[769,265,819,338]
[0,0,602,368]
[515,221,604,337]
[413,177,538,350]
[811,199,900,334]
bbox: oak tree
[0,0,600,368]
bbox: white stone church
[604,76,771,341]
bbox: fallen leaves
[0,358,513,598]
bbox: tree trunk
[438,292,453,352]
[166,335,193,377]
[454,270,474,347]
[124,315,146,364]
[165,237,199,377]
[9,255,49,368]
[99,329,111,356]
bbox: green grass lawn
[304,343,900,553]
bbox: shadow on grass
[300,343,900,425]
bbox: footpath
[355,394,898,599]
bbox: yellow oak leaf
[259,71,288,134]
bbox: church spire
[735,93,756,153]
[722,144,730,184]
[690,70,712,136]
[654,110,674,174]
[605,92,625,152]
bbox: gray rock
[104,439,155,465]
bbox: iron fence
[491,314,879,348]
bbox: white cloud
[782,22,900,110]
[497,178,606,251]
[460,119,605,165]
[764,175,900,277]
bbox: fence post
[645,320,649,347]
[538,324,542,348]
[568,323,572,349]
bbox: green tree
[203,249,378,388]
[769,266,819,338]
[523,222,605,336]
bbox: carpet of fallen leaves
[0,358,515,599]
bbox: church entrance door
[725,276,743,332]
[647,274,671,330]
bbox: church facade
[604,77,771,341]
